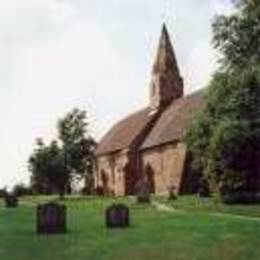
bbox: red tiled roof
[141,91,205,150]
[96,91,205,156]
[95,107,154,155]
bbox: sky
[0,0,234,189]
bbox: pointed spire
[150,24,183,112]
[153,23,180,77]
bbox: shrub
[0,188,6,198]
[168,185,177,201]
[13,184,33,197]
[222,192,260,204]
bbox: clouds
[184,41,219,93]
[0,0,143,188]
[211,0,234,15]
[0,0,234,188]
[0,0,74,85]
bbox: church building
[94,24,204,196]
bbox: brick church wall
[141,142,187,195]
[95,150,130,196]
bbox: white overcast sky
[0,0,233,188]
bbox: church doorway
[101,170,108,195]
[145,163,155,193]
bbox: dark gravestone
[136,179,150,203]
[198,179,210,198]
[222,192,260,204]
[37,202,66,234]
[168,185,177,201]
[106,204,130,228]
[5,194,18,208]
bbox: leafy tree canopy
[58,108,96,177]
[186,68,260,195]
[29,108,96,197]
[186,0,260,198]
[213,0,260,69]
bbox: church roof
[141,91,205,150]
[95,107,155,156]
[95,24,205,157]
[96,91,204,156]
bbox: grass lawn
[1,196,260,260]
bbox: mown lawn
[1,196,260,260]
[160,195,260,218]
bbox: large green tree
[29,108,96,197]
[57,108,96,193]
[213,0,260,69]
[187,69,260,195]
[186,0,260,198]
[29,139,69,198]
[58,109,96,177]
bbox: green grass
[157,195,260,218]
[1,196,260,260]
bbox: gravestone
[198,179,210,198]
[37,202,66,234]
[5,194,18,208]
[136,178,150,203]
[106,204,129,228]
[168,185,177,201]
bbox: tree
[29,108,96,197]
[57,108,96,192]
[29,140,69,198]
[186,66,260,197]
[186,0,260,199]
[13,183,32,196]
[29,138,50,194]
[213,0,260,70]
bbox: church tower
[150,24,183,112]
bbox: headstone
[37,202,66,234]
[95,186,104,196]
[5,194,18,208]
[136,178,150,203]
[168,185,177,200]
[198,179,210,198]
[106,204,129,228]
[222,192,260,204]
